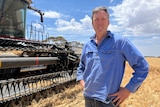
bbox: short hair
[92,6,109,20]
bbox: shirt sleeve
[76,45,86,82]
[121,38,149,93]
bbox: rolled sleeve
[125,58,149,93]
[76,57,85,82]
[125,81,141,93]
[76,74,83,81]
[122,39,149,93]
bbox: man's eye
[93,19,99,21]
[102,17,107,20]
[93,18,107,22]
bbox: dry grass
[27,84,84,107]
[120,57,160,107]
[27,57,160,107]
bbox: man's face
[92,10,109,34]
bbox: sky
[26,0,160,57]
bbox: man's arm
[122,38,149,92]
[109,38,149,106]
[76,45,86,89]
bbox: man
[76,6,149,107]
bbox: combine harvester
[0,0,79,106]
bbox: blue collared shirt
[76,31,149,103]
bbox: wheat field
[27,57,160,107]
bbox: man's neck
[95,32,107,45]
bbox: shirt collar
[90,31,112,41]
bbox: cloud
[43,10,61,18]
[80,15,93,29]
[54,15,93,35]
[55,18,82,32]
[109,0,160,36]
[32,23,43,29]
[31,10,62,18]
[152,36,160,39]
